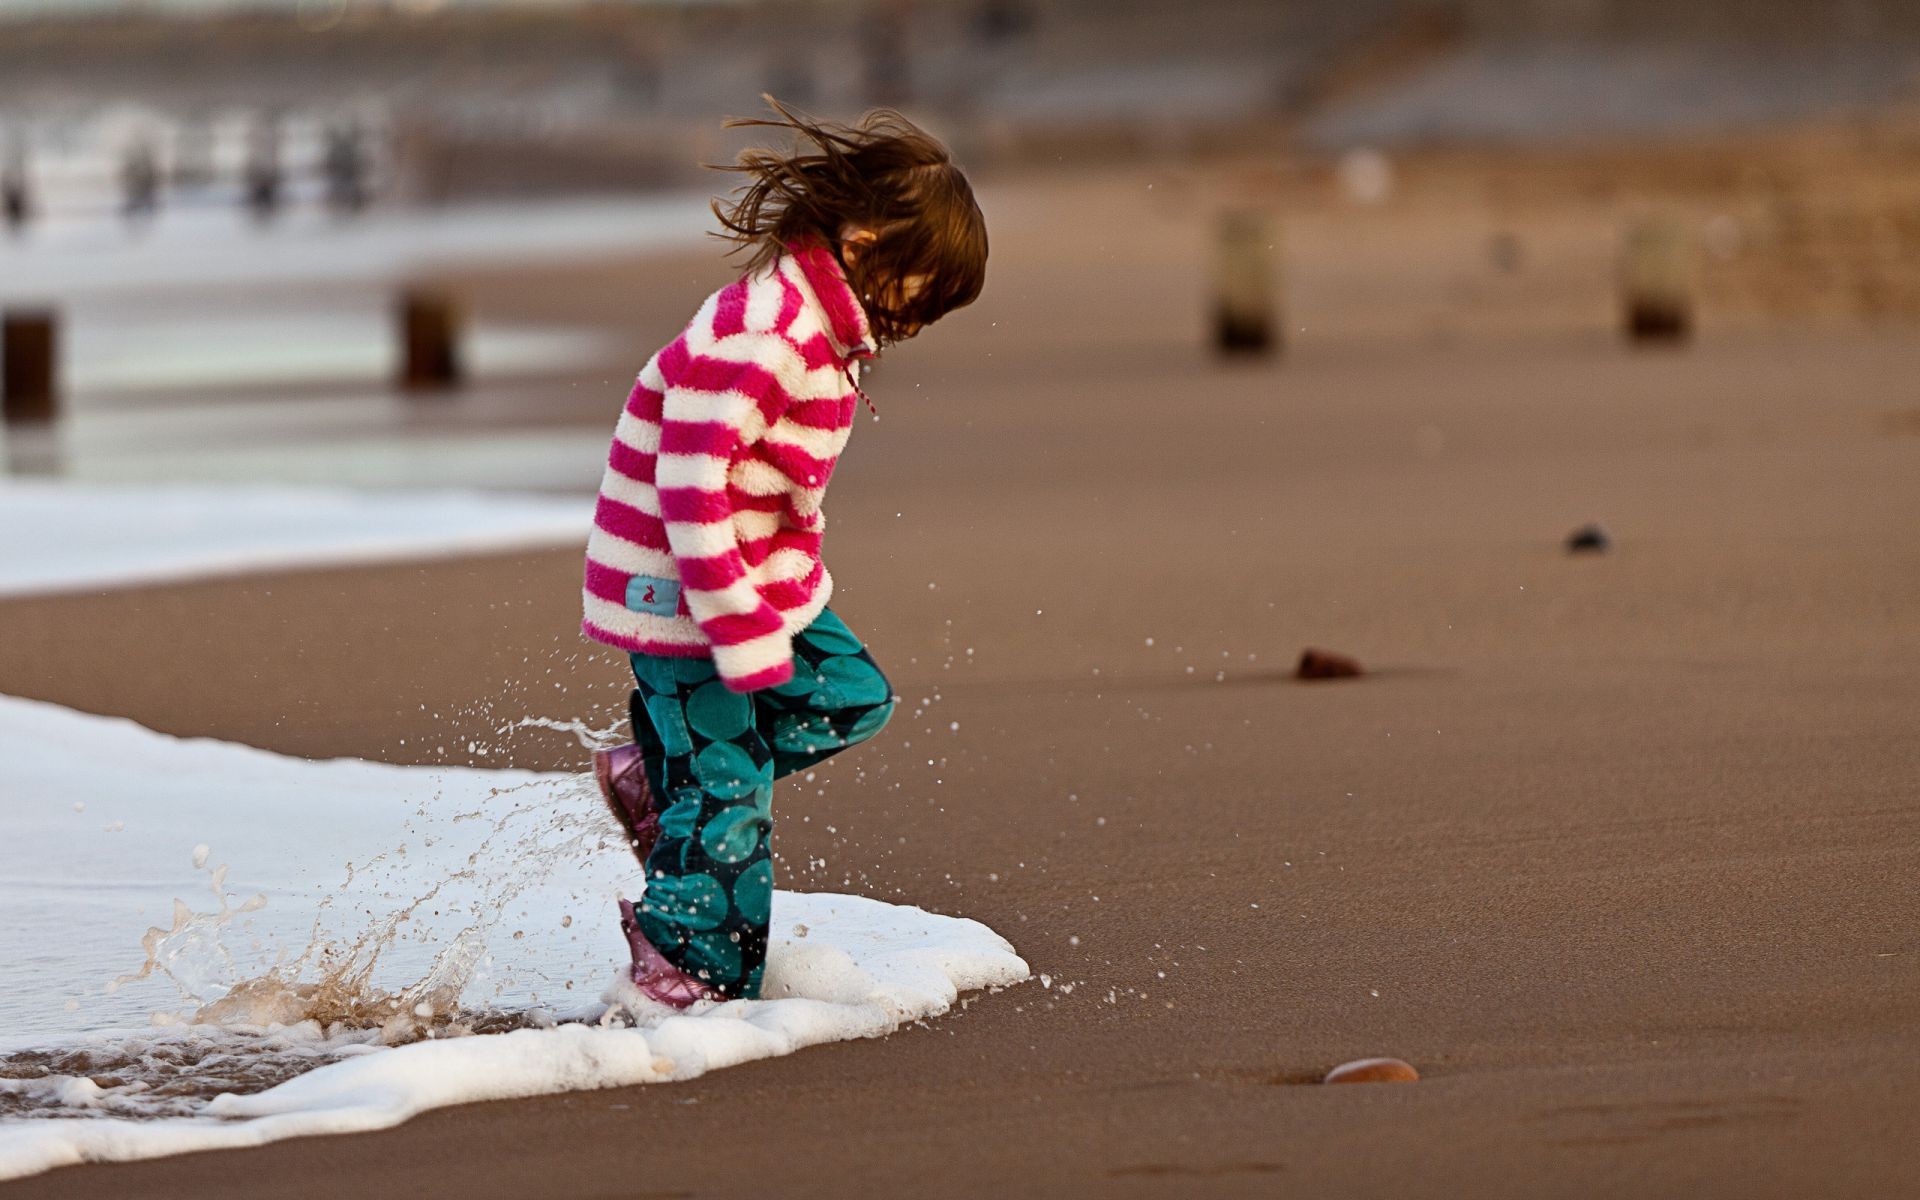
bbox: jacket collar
[786,239,878,362]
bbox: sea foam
[0,695,1029,1182]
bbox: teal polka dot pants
[625,608,895,999]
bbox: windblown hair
[711,97,988,347]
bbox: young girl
[580,100,987,1009]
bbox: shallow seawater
[0,696,1029,1175]
[0,1008,589,1122]
[1,1028,384,1121]
[0,482,591,597]
[66,310,616,394]
[0,693,632,1109]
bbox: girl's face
[878,273,930,339]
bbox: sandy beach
[2,158,1918,1196]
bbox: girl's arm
[654,331,799,693]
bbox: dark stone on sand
[1324,1057,1419,1084]
[1297,649,1363,680]
[1567,523,1611,553]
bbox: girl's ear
[838,223,879,264]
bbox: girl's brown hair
[711,96,987,347]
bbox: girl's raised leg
[757,609,897,780]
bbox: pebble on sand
[1297,649,1364,680]
[1566,523,1611,553]
[1323,1057,1419,1084]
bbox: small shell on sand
[1323,1057,1419,1084]
[1297,648,1364,680]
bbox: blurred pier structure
[0,0,1464,210]
[0,1,1915,208]
[323,121,372,217]
[119,135,159,224]
[0,0,1917,434]
[1,134,30,235]
[243,115,285,224]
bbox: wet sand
[3,163,1919,1196]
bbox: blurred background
[4,0,1919,490]
[2,0,1919,766]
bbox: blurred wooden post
[244,116,283,225]
[2,309,58,425]
[2,139,29,236]
[1,178,26,236]
[1621,215,1693,344]
[121,139,161,224]
[398,289,463,392]
[323,122,371,217]
[1213,209,1278,357]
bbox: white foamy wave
[1,896,1024,1184]
[0,695,1029,1182]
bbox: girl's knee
[845,694,896,747]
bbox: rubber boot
[618,898,719,1010]
[592,744,663,864]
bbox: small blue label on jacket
[625,575,682,618]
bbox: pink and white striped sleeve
[654,332,799,693]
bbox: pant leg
[756,608,898,781]
[626,650,776,999]
[622,610,894,1001]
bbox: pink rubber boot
[592,744,663,864]
[618,898,719,1010]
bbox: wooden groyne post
[398,289,463,392]
[1621,215,1693,344]
[1213,209,1279,357]
[2,309,58,426]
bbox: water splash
[511,714,626,753]
[2,768,628,1120]
[105,861,268,1006]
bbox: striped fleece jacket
[581,240,878,693]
